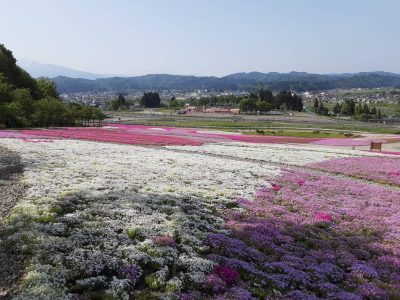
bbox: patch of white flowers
[0,139,284,299]
[166,142,384,166]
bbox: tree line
[168,90,303,112]
[312,99,382,121]
[106,89,304,113]
[107,92,161,110]
[0,44,105,128]
[239,90,303,112]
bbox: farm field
[105,111,400,135]
[0,125,400,299]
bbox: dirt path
[0,146,24,299]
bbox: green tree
[65,103,82,126]
[10,88,34,126]
[256,100,270,112]
[169,99,184,109]
[0,76,12,104]
[313,99,319,112]
[79,105,95,125]
[106,99,118,111]
[239,98,257,112]
[340,102,350,115]
[370,106,377,115]
[377,109,382,119]
[107,94,127,111]
[362,103,370,114]
[348,99,356,115]
[141,92,161,108]
[0,44,41,99]
[355,103,363,115]
[92,107,106,121]
[317,101,329,116]
[4,101,23,127]
[333,103,341,115]
[37,78,59,99]
[117,93,126,108]
[259,89,273,103]
[32,97,66,127]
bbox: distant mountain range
[17,58,109,80]
[17,59,400,93]
[51,72,400,93]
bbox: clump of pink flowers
[152,235,176,247]
[204,265,240,295]
[315,212,333,222]
[270,183,282,191]
[212,265,239,285]
[20,128,203,146]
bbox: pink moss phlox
[0,130,40,140]
[205,167,400,298]
[212,265,239,285]
[271,183,282,192]
[20,128,202,146]
[152,235,176,247]
[310,156,400,185]
[315,212,333,222]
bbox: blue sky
[1,0,399,76]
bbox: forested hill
[0,44,104,128]
[52,71,400,93]
[0,44,42,99]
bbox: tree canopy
[0,44,105,127]
[239,89,303,113]
[140,92,161,108]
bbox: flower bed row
[0,130,40,140]
[311,137,400,146]
[2,124,400,148]
[167,142,378,167]
[109,124,321,144]
[0,127,318,146]
[20,128,203,146]
[309,156,400,186]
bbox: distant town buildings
[301,88,400,105]
[60,87,399,112]
[60,89,250,109]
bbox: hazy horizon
[2,0,400,76]
[16,57,400,79]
